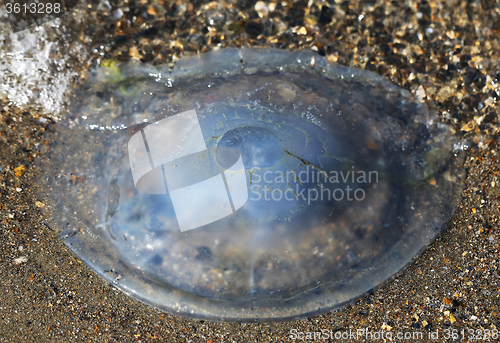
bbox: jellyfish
[35,48,465,321]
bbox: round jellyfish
[35,48,465,321]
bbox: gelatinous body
[36,48,465,321]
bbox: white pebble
[255,1,269,18]
[13,256,28,265]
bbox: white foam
[0,7,86,118]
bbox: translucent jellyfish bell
[35,48,465,321]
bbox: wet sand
[1,0,499,341]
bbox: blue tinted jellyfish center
[217,126,283,169]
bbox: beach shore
[1,0,499,341]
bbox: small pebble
[35,201,45,208]
[296,27,307,35]
[254,1,269,18]
[14,165,27,177]
[415,85,426,101]
[129,47,142,60]
[381,323,392,331]
[13,256,28,265]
